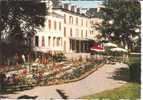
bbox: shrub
[128,54,141,83]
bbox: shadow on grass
[108,67,130,82]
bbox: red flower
[23,69,27,75]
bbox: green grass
[81,83,140,100]
[81,54,141,100]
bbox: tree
[86,8,104,18]
[0,0,47,64]
[91,0,141,52]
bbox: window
[81,30,83,38]
[53,37,55,47]
[48,20,51,29]
[48,37,51,47]
[61,38,62,46]
[70,28,72,37]
[90,31,93,35]
[76,29,79,36]
[54,21,57,30]
[57,37,60,46]
[64,27,66,37]
[76,17,78,25]
[64,41,66,51]
[81,19,83,26]
[59,22,61,31]
[70,39,72,50]
[86,21,88,27]
[69,16,73,24]
[42,36,45,47]
[64,14,66,24]
[35,36,39,47]
[86,30,88,37]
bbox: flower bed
[0,60,105,93]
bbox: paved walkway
[3,63,129,99]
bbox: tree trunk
[0,45,2,64]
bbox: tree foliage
[0,0,47,63]
[86,8,104,18]
[91,0,141,52]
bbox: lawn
[81,54,141,100]
[81,83,140,100]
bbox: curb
[46,63,105,86]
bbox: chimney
[64,4,68,9]
[74,5,77,12]
[77,8,80,13]
[64,3,71,10]
[71,5,75,12]
[68,5,71,11]
[71,5,77,12]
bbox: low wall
[65,53,91,61]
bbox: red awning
[90,43,105,52]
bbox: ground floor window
[57,37,60,47]
[53,37,55,47]
[35,36,39,47]
[42,36,45,47]
[48,36,51,47]
[64,41,66,52]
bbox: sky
[61,0,104,8]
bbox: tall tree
[91,0,141,52]
[86,8,104,18]
[0,0,47,64]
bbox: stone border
[47,63,105,86]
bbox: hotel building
[33,1,102,58]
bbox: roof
[53,7,90,18]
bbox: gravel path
[3,63,129,99]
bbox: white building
[33,1,102,58]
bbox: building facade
[33,1,101,55]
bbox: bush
[129,62,141,83]
[128,54,141,83]
[73,68,82,78]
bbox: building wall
[33,4,102,54]
[33,14,64,52]
[54,9,93,53]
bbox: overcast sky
[62,0,104,8]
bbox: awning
[110,48,128,52]
[103,42,117,48]
[90,43,105,52]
